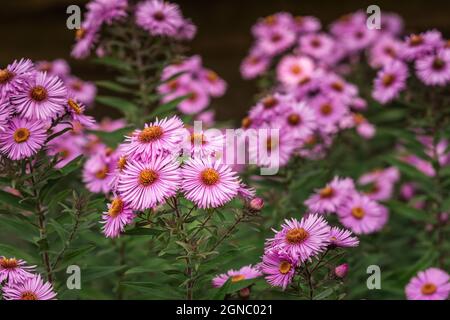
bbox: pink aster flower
[311,96,348,132]
[401,30,443,61]
[117,155,180,210]
[321,73,358,104]
[11,71,67,120]
[195,110,215,127]
[237,183,256,201]
[199,69,227,97]
[337,193,388,234]
[135,0,183,37]
[257,27,296,56]
[240,52,271,80]
[276,55,314,87]
[0,117,47,160]
[328,226,359,248]
[0,257,36,284]
[101,196,135,238]
[0,58,35,98]
[274,101,317,140]
[266,214,331,262]
[181,157,240,209]
[251,12,294,38]
[291,15,321,34]
[175,82,210,115]
[65,76,97,106]
[368,35,402,69]
[212,265,262,288]
[2,274,56,300]
[380,12,404,36]
[66,98,96,128]
[372,61,408,104]
[182,127,224,158]
[86,0,128,26]
[82,153,115,194]
[261,249,297,290]
[47,132,84,168]
[299,33,335,60]
[0,98,13,129]
[36,59,70,78]
[304,177,356,214]
[124,116,184,160]
[358,167,399,201]
[174,18,197,41]
[416,49,450,86]
[405,268,450,300]
[71,23,99,59]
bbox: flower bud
[334,263,349,278]
[239,287,251,300]
[249,197,264,212]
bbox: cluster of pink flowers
[305,170,399,234]
[72,0,196,59]
[158,55,227,116]
[240,10,402,80]
[0,256,56,300]
[371,29,449,104]
[0,58,96,162]
[212,213,359,290]
[98,115,255,238]
[405,268,450,300]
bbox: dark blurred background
[1,0,449,121]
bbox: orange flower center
[95,166,109,180]
[71,81,83,91]
[13,128,30,143]
[262,96,278,109]
[75,28,86,40]
[59,149,70,159]
[353,113,366,125]
[264,15,277,25]
[231,274,246,282]
[206,71,219,83]
[108,198,124,218]
[432,58,445,71]
[320,103,333,116]
[409,34,423,46]
[190,133,206,145]
[287,113,301,125]
[241,116,252,129]
[384,46,396,57]
[266,136,278,152]
[21,291,38,300]
[30,86,47,102]
[290,64,302,75]
[139,126,164,143]
[168,80,179,91]
[200,168,220,186]
[0,257,18,269]
[117,157,127,171]
[421,283,437,295]
[286,228,309,244]
[153,11,165,21]
[319,186,334,198]
[351,207,365,219]
[139,169,159,186]
[382,74,395,87]
[0,69,14,83]
[279,261,292,274]
[68,99,83,114]
[311,38,322,48]
[331,82,344,92]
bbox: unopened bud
[249,197,264,212]
[239,287,250,300]
[334,263,349,278]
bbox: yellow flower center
[138,126,164,143]
[21,291,38,300]
[200,168,220,186]
[108,198,124,218]
[13,128,30,143]
[279,261,292,274]
[421,283,437,295]
[290,64,302,75]
[319,186,334,198]
[241,117,252,129]
[287,113,301,125]
[75,28,86,40]
[231,274,246,282]
[0,257,18,269]
[95,166,109,180]
[139,169,159,186]
[190,133,206,145]
[286,228,309,244]
[320,103,333,116]
[30,86,47,102]
[0,69,14,83]
[117,157,127,171]
[68,99,83,115]
[351,207,365,219]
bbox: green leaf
[92,57,132,72]
[88,126,133,148]
[0,190,34,211]
[0,244,36,262]
[95,80,131,93]
[385,200,431,221]
[96,96,139,116]
[148,95,189,119]
[58,155,84,176]
[83,266,127,281]
[124,227,163,236]
[212,278,232,300]
[313,288,334,300]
